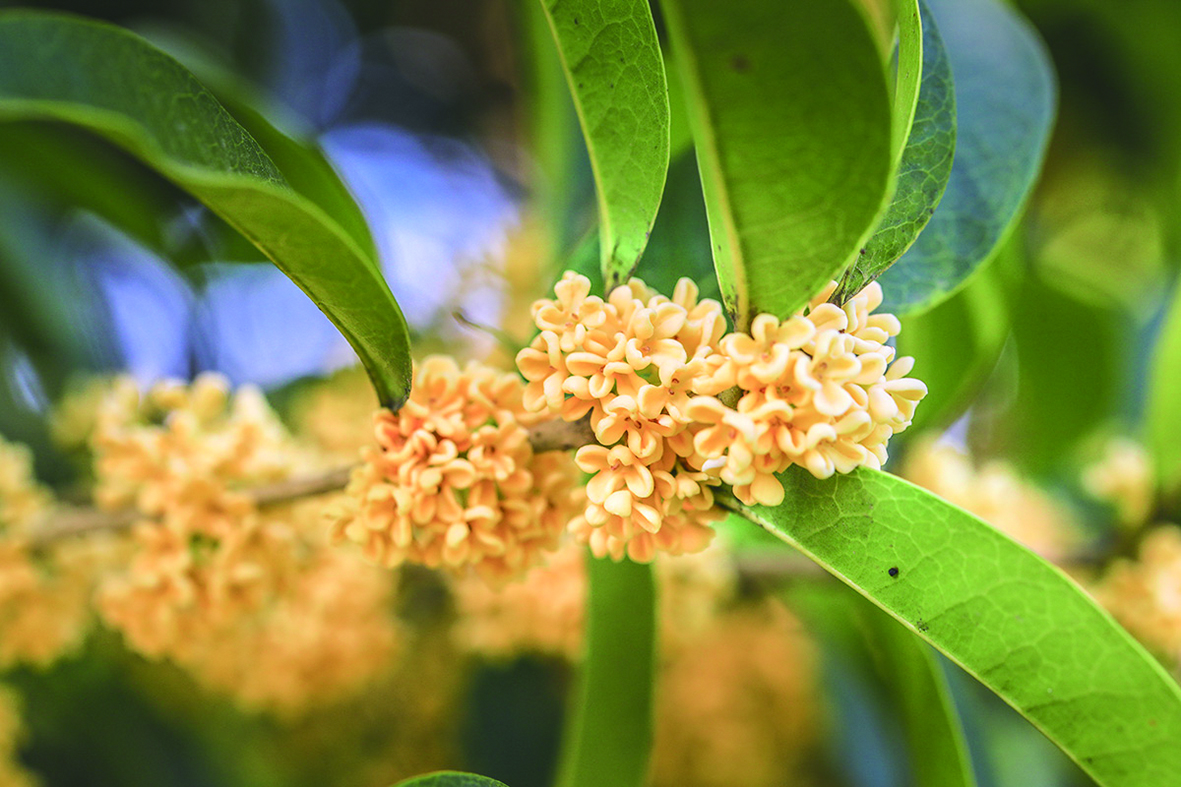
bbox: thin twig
[30,465,357,550]
[30,418,597,549]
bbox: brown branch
[29,419,595,549]
[30,465,357,550]
[528,414,595,453]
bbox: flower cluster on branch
[516,273,926,562]
[327,357,584,586]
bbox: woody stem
[30,416,598,549]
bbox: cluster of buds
[328,357,583,586]
[516,273,926,561]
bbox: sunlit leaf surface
[539,0,670,289]
[725,467,1181,787]
[836,0,956,303]
[661,0,892,328]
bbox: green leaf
[836,0,957,303]
[0,11,412,407]
[633,152,721,304]
[879,0,1055,316]
[722,467,1181,787]
[891,0,924,170]
[392,772,509,787]
[555,556,655,787]
[792,583,976,787]
[662,0,893,328]
[538,0,670,290]
[1148,278,1181,492]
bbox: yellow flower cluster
[1097,526,1181,665]
[902,438,1081,561]
[289,367,378,462]
[0,436,102,668]
[650,601,818,787]
[1083,437,1155,529]
[0,687,35,787]
[451,540,586,659]
[89,375,399,714]
[187,530,399,716]
[329,356,582,586]
[516,273,925,561]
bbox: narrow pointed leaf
[722,467,1181,787]
[879,0,1054,315]
[538,0,670,290]
[393,773,509,787]
[0,11,412,407]
[836,0,956,303]
[1148,279,1181,491]
[556,556,655,787]
[662,0,893,328]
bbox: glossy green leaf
[661,0,893,328]
[555,556,655,787]
[0,11,412,407]
[539,0,670,289]
[879,0,1055,316]
[891,0,923,170]
[792,583,976,787]
[392,772,509,787]
[1148,278,1181,491]
[722,467,1181,787]
[836,0,957,303]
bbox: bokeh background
[0,0,1178,785]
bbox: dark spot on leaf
[730,54,750,72]
[916,618,929,632]
[888,566,899,578]
[573,17,579,25]
[859,248,867,256]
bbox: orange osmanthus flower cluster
[328,357,584,586]
[88,375,398,714]
[516,272,926,561]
